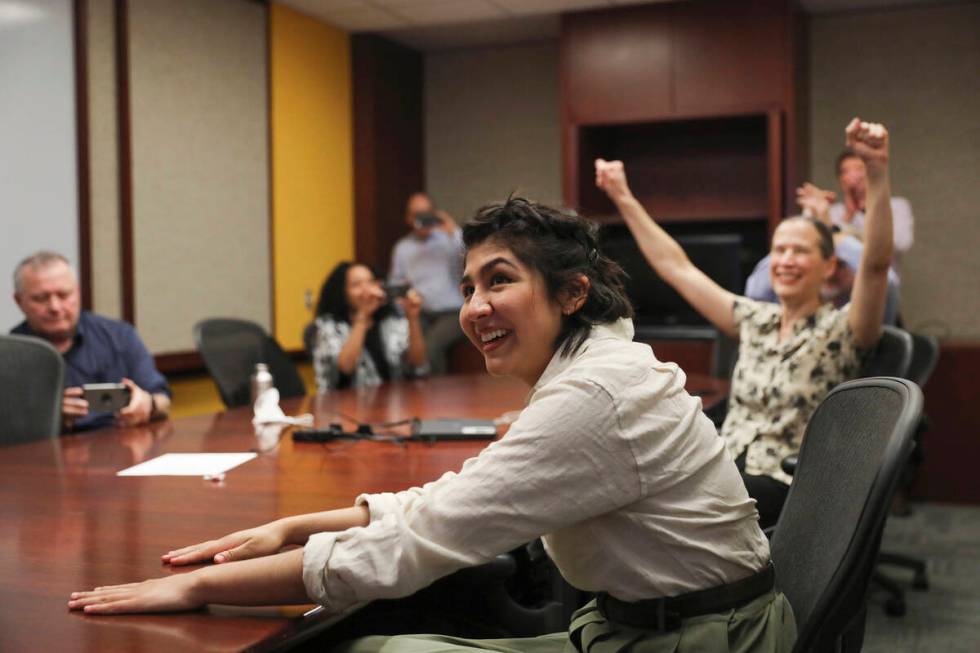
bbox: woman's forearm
[191,547,310,606]
[193,507,370,604]
[405,315,428,368]
[336,320,371,374]
[281,506,370,545]
[859,173,894,274]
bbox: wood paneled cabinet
[561,0,805,229]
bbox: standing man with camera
[389,192,465,375]
[10,251,171,432]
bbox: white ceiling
[276,0,949,51]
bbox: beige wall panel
[87,0,122,319]
[809,3,980,339]
[129,0,270,353]
[425,42,561,224]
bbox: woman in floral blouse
[595,118,895,529]
[310,261,428,391]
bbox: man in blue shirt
[389,192,466,375]
[11,251,171,432]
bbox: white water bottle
[250,363,274,405]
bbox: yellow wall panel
[270,4,353,350]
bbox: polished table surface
[0,373,728,652]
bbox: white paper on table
[116,453,257,477]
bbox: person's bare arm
[162,506,370,566]
[69,548,309,614]
[435,209,459,235]
[67,505,371,613]
[595,159,739,337]
[845,118,894,349]
[336,317,371,375]
[399,290,428,369]
[337,287,385,375]
[796,182,835,226]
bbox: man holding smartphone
[388,192,466,375]
[10,251,171,432]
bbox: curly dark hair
[463,197,633,357]
[314,261,394,322]
[311,261,395,384]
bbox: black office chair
[0,334,64,445]
[860,325,913,378]
[194,318,307,408]
[307,553,565,647]
[872,332,939,615]
[770,377,923,652]
[906,333,939,387]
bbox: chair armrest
[704,395,729,429]
[780,455,799,477]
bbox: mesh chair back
[771,377,922,652]
[710,331,739,380]
[906,333,939,386]
[0,334,64,444]
[861,325,912,378]
[194,318,307,408]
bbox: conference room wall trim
[73,0,93,311]
[84,0,124,319]
[115,0,135,325]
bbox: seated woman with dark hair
[69,199,794,652]
[309,261,428,391]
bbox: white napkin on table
[251,387,314,427]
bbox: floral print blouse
[312,314,423,392]
[721,297,868,485]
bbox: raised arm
[398,289,428,369]
[844,119,894,348]
[595,159,738,337]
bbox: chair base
[873,552,929,617]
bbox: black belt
[595,561,775,632]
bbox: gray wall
[425,42,562,224]
[808,2,980,338]
[0,0,78,330]
[128,0,271,353]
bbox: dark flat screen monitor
[600,233,743,328]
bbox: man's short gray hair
[13,251,73,294]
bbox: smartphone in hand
[383,282,411,300]
[413,212,441,228]
[82,383,131,413]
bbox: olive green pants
[334,590,796,653]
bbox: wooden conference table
[0,373,728,652]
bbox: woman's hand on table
[161,520,290,566]
[69,574,203,614]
